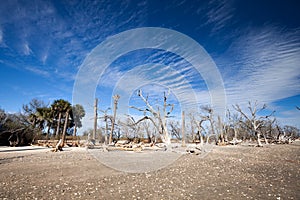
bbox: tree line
[1,93,299,148]
[89,91,300,147]
[0,98,85,146]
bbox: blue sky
[0,0,299,130]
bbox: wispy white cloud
[41,52,48,64]
[0,0,148,98]
[219,26,300,111]
[25,66,49,77]
[199,0,235,34]
[23,42,32,55]
[102,62,203,116]
[54,0,148,70]
[98,67,124,88]
[164,23,300,127]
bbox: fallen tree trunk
[52,139,63,152]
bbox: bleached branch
[137,89,157,115]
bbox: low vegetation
[0,98,85,149]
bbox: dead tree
[130,90,174,146]
[260,117,276,144]
[119,118,132,140]
[197,120,205,145]
[226,109,242,144]
[119,115,143,142]
[86,98,98,146]
[93,98,98,141]
[181,111,186,147]
[233,101,274,147]
[282,125,299,143]
[142,120,156,143]
[201,106,219,144]
[109,95,120,144]
[187,112,208,145]
[217,115,226,145]
[98,108,112,144]
[169,120,181,140]
[187,113,196,142]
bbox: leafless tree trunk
[104,116,109,144]
[188,112,208,145]
[169,121,181,140]
[188,113,196,142]
[161,91,172,144]
[130,90,173,146]
[98,108,111,144]
[218,116,225,145]
[53,139,63,152]
[119,115,144,143]
[109,95,120,144]
[142,121,155,143]
[181,111,186,147]
[227,109,239,140]
[263,133,269,144]
[233,101,274,147]
[227,109,247,145]
[93,98,98,141]
[196,118,207,145]
[233,127,238,140]
[262,118,276,144]
[201,106,217,144]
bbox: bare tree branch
[130,90,174,145]
[137,90,157,115]
[129,106,147,113]
[233,104,250,122]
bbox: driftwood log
[52,139,63,152]
[186,145,202,155]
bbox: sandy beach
[0,142,299,199]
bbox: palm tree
[30,107,48,142]
[72,104,85,136]
[38,107,54,139]
[35,107,49,130]
[51,99,71,138]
